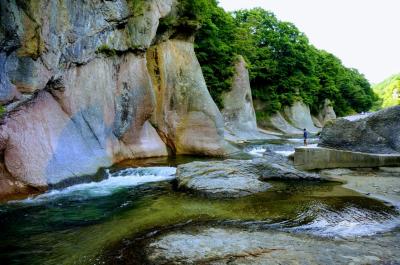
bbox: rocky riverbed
[144,226,400,265]
[1,138,400,265]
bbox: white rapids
[11,167,176,203]
[288,203,400,238]
[246,146,267,157]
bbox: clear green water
[0,141,398,265]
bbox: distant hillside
[373,74,400,109]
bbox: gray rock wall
[319,106,400,154]
[221,56,258,137]
[283,101,320,134]
[317,99,336,125]
[260,101,321,135]
[0,0,229,198]
[147,39,231,156]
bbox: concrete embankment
[294,146,400,171]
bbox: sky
[218,0,400,84]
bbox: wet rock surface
[176,160,271,198]
[145,226,400,265]
[0,0,235,198]
[320,167,400,207]
[319,106,400,154]
[176,157,318,198]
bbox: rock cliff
[258,101,322,135]
[0,0,230,198]
[315,99,336,127]
[147,39,231,155]
[221,56,271,141]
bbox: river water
[1,138,399,265]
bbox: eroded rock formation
[147,39,231,155]
[221,56,269,141]
[258,101,322,135]
[315,99,336,127]
[283,101,320,134]
[0,0,230,198]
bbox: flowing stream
[1,138,399,265]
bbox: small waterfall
[11,167,176,204]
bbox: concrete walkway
[294,146,400,170]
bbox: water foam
[289,204,400,238]
[12,167,176,203]
[246,146,267,157]
[274,150,295,157]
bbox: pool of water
[1,138,399,265]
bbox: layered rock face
[313,99,336,128]
[283,101,320,134]
[147,40,230,155]
[221,56,262,140]
[0,0,229,198]
[263,111,303,135]
[259,101,321,135]
[319,106,400,154]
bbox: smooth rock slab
[146,227,400,265]
[176,159,318,198]
[176,160,271,198]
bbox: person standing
[303,128,308,146]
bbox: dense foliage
[372,74,400,110]
[190,1,376,117]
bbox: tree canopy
[372,74,400,110]
[187,1,377,117]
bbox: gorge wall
[256,100,335,135]
[0,0,230,198]
[221,56,271,141]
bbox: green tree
[193,5,376,117]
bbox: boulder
[147,39,232,156]
[319,106,400,154]
[221,56,270,140]
[176,159,271,198]
[283,101,320,134]
[176,158,318,197]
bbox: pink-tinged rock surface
[0,54,168,198]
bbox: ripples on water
[1,140,399,264]
[287,203,400,238]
